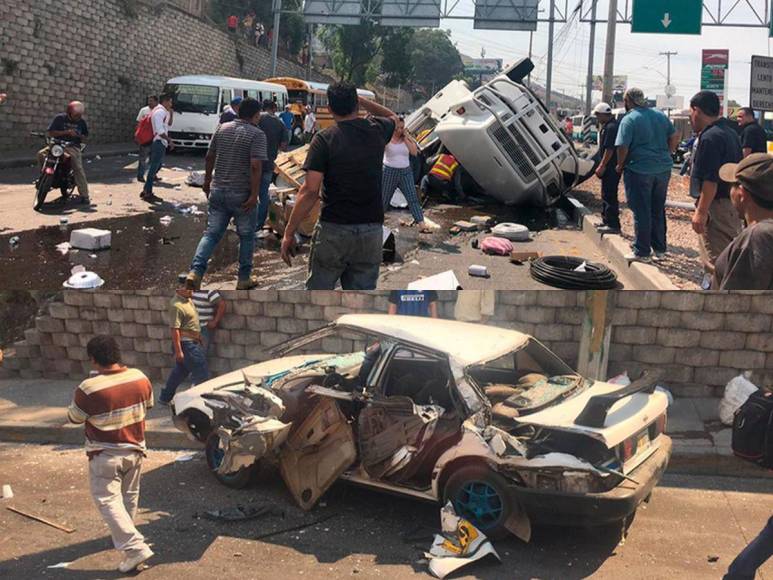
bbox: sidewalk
[0,142,138,170]
[1,377,771,478]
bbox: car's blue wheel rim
[208,438,224,470]
[453,480,504,530]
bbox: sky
[440,0,773,107]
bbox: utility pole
[270,0,282,77]
[306,24,314,81]
[546,0,556,112]
[585,0,598,116]
[602,0,618,105]
[660,51,677,118]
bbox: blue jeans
[137,144,151,180]
[724,516,773,580]
[256,169,274,231]
[623,170,670,257]
[190,187,258,281]
[200,326,212,356]
[142,141,166,195]
[306,221,383,290]
[160,340,209,403]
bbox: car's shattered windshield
[467,339,588,414]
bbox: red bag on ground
[481,236,514,256]
[134,115,154,146]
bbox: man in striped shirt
[189,281,226,355]
[187,97,268,290]
[67,335,155,573]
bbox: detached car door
[278,394,356,511]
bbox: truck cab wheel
[443,463,516,539]
[205,431,256,489]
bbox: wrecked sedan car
[406,58,595,207]
[171,315,671,540]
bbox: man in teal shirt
[615,88,680,261]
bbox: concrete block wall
[4,291,772,398]
[0,0,334,153]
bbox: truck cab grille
[489,125,536,180]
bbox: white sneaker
[624,253,651,263]
[118,547,154,573]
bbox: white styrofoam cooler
[69,228,112,250]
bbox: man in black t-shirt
[689,91,743,284]
[257,99,289,233]
[592,102,621,233]
[280,82,398,290]
[736,107,768,158]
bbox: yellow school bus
[265,77,376,143]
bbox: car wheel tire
[205,431,255,489]
[443,463,515,539]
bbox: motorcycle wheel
[34,174,53,211]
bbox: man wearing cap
[689,91,744,287]
[43,101,90,204]
[615,88,679,262]
[593,102,621,233]
[219,97,242,125]
[713,154,773,290]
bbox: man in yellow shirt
[158,279,209,405]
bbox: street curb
[579,212,678,290]
[668,450,773,479]
[0,421,195,450]
[0,145,137,170]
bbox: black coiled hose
[530,256,618,290]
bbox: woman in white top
[382,117,428,231]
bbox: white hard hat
[593,102,613,115]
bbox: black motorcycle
[32,132,84,211]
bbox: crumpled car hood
[173,354,334,414]
[515,381,669,447]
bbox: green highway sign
[631,0,703,35]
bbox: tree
[380,28,415,87]
[319,22,383,86]
[408,29,463,96]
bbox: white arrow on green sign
[631,0,702,35]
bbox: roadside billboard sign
[750,55,773,111]
[701,49,729,115]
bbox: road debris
[69,228,111,250]
[159,215,173,226]
[453,220,478,232]
[47,562,74,569]
[63,266,105,290]
[407,270,462,290]
[491,222,530,242]
[468,264,490,278]
[480,237,514,256]
[1,484,13,499]
[510,251,541,264]
[6,506,76,533]
[425,502,500,579]
[186,171,206,187]
[254,513,340,541]
[9,236,20,247]
[199,503,285,522]
[174,452,199,462]
[54,242,71,255]
[389,189,409,208]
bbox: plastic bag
[718,372,759,426]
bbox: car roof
[166,75,286,92]
[335,314,529,367]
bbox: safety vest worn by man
[429,154,459,182]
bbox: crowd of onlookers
[590,88,773,291]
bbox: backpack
[732,390,773,468]
[134,115,154,146]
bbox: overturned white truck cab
[407,59,595,206]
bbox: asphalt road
[0,443,771,579]
[0,152,636,290]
